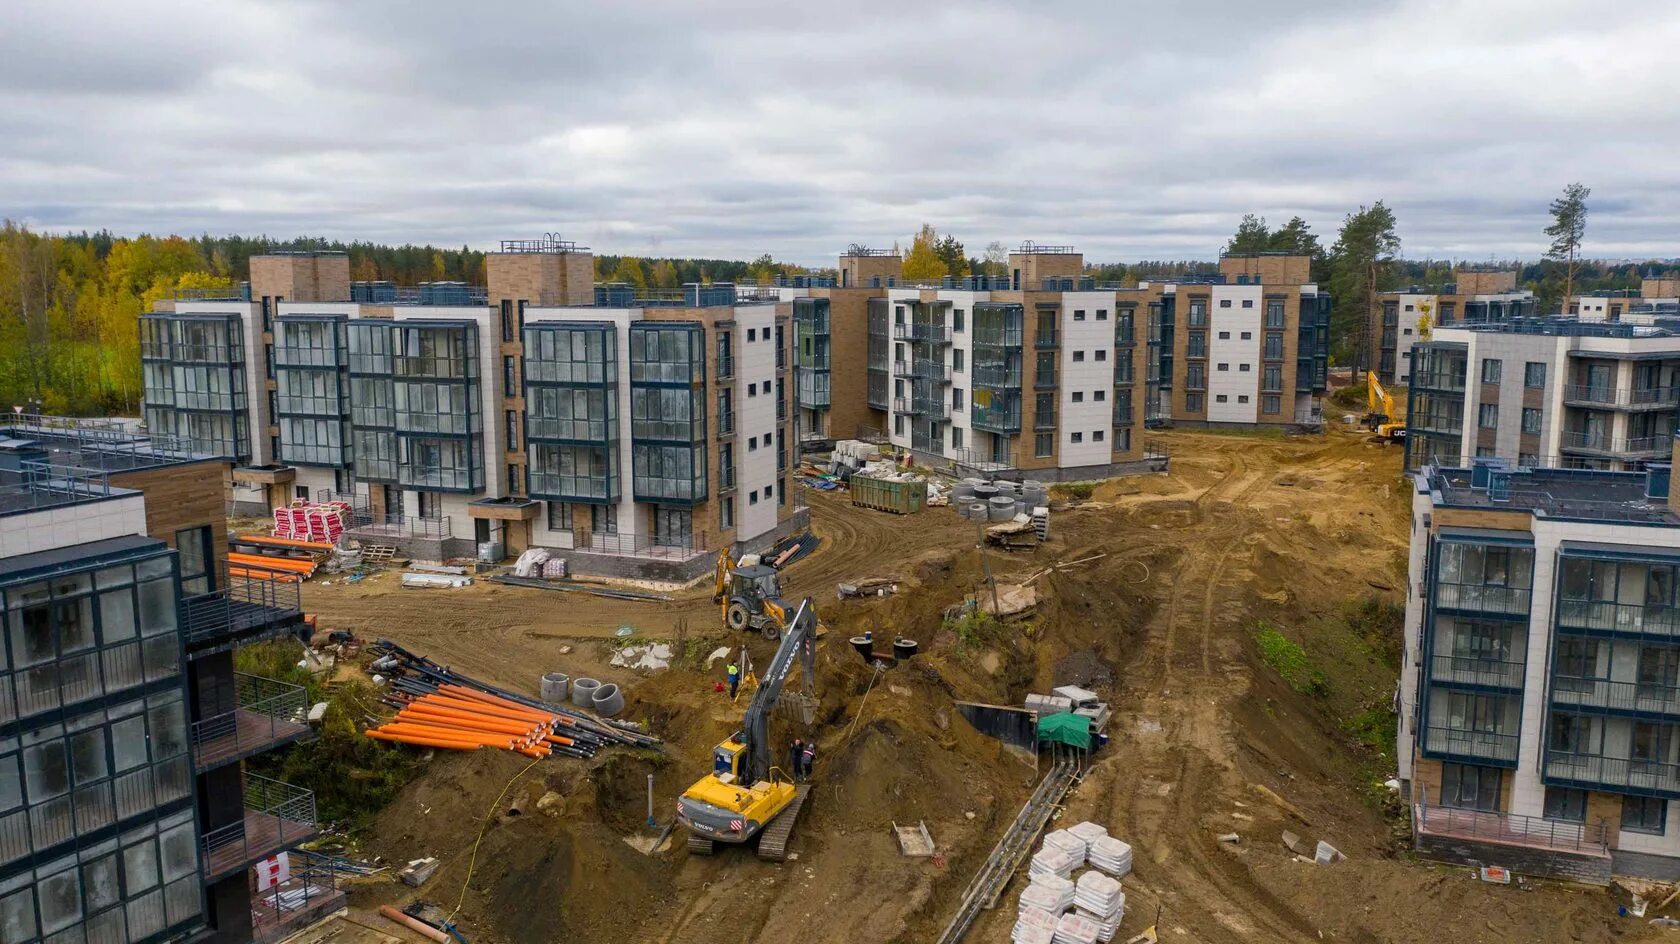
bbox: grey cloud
[4,0,1679,264]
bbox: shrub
[1254,622,1327,697]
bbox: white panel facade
[0,494,149,558]
[1206,285,1262,424]
[735,305,779,542]
[1059,292,1112,468]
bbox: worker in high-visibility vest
[727,662,740,699]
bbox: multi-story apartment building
[144,242,806,581]
[1573,277,1680,322]
[0,415,320,944]
[1404,319,1680,473]
[1376,269,1535,385]
[1399,444,1680,883]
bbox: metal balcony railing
[718,467,736,492]
[1563,384,1680,409]
[799,354,832,371]
[776,348,787,371]
[191,674,310,770]
[576,530,709,559]
[1035,411,1057,431]
[972,365,1022,388]
[181,574,304,645]
[1034,329,1059,349]
[1555,599,1680,636]
[201,774,318,881]
[1433,582,1531,616]
[717,411,735,437]
[1034,369,1057,389]
[1545,751,1680,797]
[350,513,452,540]
[1429,654,1525,690]
[1413,787,1607,854]
[1423,725,1520,763]
[1559,432,1668,456]
[893,360,914,378]
[1113,404,1134,426]
[1551,676,1680,716]
[893,323,952,343]
[971,405,1022,432]
[716,356,734,380]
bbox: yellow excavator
[1364,372,1407,444]
[678,597,817,861]
[714,549,825,639]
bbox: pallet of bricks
[1014,821,1132,944]
[273,500,351,544]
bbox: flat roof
[1426,464,1679,525]
[0,535,164,583]
[0,417,211,474]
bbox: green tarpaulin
[1036,711,1091,750]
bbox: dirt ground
[309,427,1670,944]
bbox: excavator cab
[713,736,747,782]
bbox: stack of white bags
[1017,821,1129,942]
[1042,829,1088,867]
[1029,845,1077,881]
[1074,871,1126,943]
[1086,835,1133,878]
[1012,906,1058,944]
[1052,911,1101,944]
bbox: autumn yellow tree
[902,224,946,280]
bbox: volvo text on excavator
[677,597,818,861]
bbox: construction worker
[800,741,816,782]
[727,661,740,699]
[789,738,803,780]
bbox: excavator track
[756,784,812,862]
[687,834,715,856]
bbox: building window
[591,504,617,534]
[1265,301,1284,328]
[1481,358,1502,384]
[1218,331,1231,340]
[1238,363,1250,372]
[1624,796,1667,835]
[507,464,521,495]
[1073,310,1086,321]
[747,328,756,342]
[720,496,734,530]
[1262,395,1281,415]
[952,426,963,449]
[506,410,519,449]
[952,388,964,411]
[894,415,904,436]
[1094,430,1104,442]
[1072,392,1084,403]
[953,349,965,372]
[504,356,516,392]
[748,384,757,398]
[748,436,757,451]
[1216,394,1228,403]
[548,501,571,531]
[1073,351,1085,363]
[1524,362,1546,388]
[1094,390,1106,402]
[1241,299,1254,308]
[174,526,212,596]
[1219,299,1232,308]
[953,309,965,332]
[1240,331,1252,340]
[1237,395,1249,403]
[1035,432,1053,458]
[749,490,759,505]
[1521,408,1541,434]
[1071,432,1083,444]
[500,300,514,342]
[1186,393,1202,412]
[1095,350,1107,362]
[1478,404,1498,429]
[1440,763,1501,812]
[1096,310,1108,321]
[1188,301,1207,326]
[1543,787,1586,823]
[1217,363,1229,372]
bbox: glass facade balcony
[1423,725,1520,764]
[1551,677,1680,718]
[1556,600,1680,637]
[138,313,251,462]
[1544,751,1680,799]
[629,323,707,504]
[1434,583,1532,616]
[1430,654,1526,690]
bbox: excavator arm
[740,598,817,784]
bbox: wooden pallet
[362,545,397,565]
[757,784,812,862]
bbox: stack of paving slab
[1042,829,1088,867]
[1052,911,1101,944]
[1029,845,1077,881]
[1020,873,1075,915]
[1074,871,1125,942]
[1086,835,1133,877]
[1012,907,1057,944]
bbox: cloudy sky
[5,0,1679,265]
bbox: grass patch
[239,641,421,833]
[1254,621,1327,696]
[1052,481,1096,501]
[944,606,1005,650]
[1340,595,1404,667]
